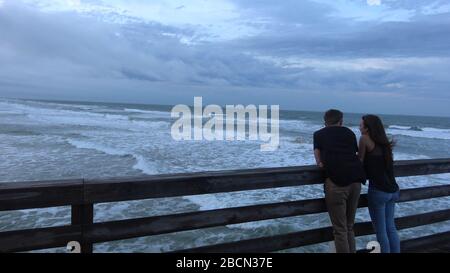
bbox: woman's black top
[364,144,399,193]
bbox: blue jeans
[368,187,401,253]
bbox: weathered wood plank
[174,209,450,253]
[83,167,323,203]
[0,159,448,206]
[0,225,81,253]
[401,231,450,253]
[85,198,325,243]
[0,179,83,211]
[394,158,450,177]
[84,158,450,203]
[84,185,450,243]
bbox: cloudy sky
[0,0,449,116]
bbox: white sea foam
[280,119,322,133]
[124,108,152,113]
[394,152,429,161]
[133,155,159,175]
[67,139,158,175]
[2,100,171,133]
[67,139,129,156]
[389,125,412,130]
[124,108,171,118]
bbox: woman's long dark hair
[362,115,395,168]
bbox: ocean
[0,98,449,252]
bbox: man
[313,109,366,253]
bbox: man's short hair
[324,109,343,125]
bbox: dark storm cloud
[229,0,450,58]
[0,0,449,116]
[0,1,302,89]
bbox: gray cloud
[229,1,450,58]
[0,0,449,116]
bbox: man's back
[314,126,365,186]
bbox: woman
[359,114,400,253]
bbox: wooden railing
[1,158,450,253]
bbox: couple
[313,109,400,253]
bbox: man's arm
[314,149,324,168]
[313,132,324,168]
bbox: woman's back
[364,144,399,193]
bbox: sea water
[0,98,449,252]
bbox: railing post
[71,179,94,253]
[71,203,94,253]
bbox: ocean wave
[388,125,450,140]
[129,119,170,130]
[132,155,159,175]
[279,119,322,133]
[66,139,158,175]
[3,100,171,132]
[390,125,409,130]
[67,139,130,156]
[124,108,171,117]
[0,130,42,137]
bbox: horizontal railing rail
[0,158,449,253]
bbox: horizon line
[1,95,450,119]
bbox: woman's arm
[358,136,367,162]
